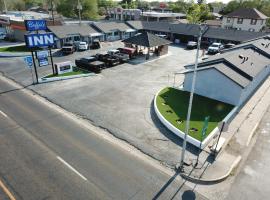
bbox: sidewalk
[180,77,270,183]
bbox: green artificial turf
[44,67,90,78]
[156,87,234,141]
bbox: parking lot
[0,42,202,166]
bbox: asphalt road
[0,77,206,200]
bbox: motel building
[181,35,270,106]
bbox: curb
[180,155,242,184]
[40,73,96,83]
[0,53,31,57]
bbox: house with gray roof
[48,24,104,48]
[91,21,136,41]
[221,8,269,32]
[180,35,270,106]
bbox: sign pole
[30,66,34,84]
[31,50,39,84]
[213,121,225,159]
[49,48,55,74]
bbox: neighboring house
[181,35,270,106]
[48,24,104,48]
[92,21,136,41]
[222,8,268,32]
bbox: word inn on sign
[25,33,55,48]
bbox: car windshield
[211,44,219,47]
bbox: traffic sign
[23,56,33,68]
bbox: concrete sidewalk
[180,77,270,183]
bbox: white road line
[0,110,8,118]
[56,156,88,181]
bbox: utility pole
[3,0,7,13]
[77,0,82,25]
[50,0,55,25]
[179,24,207,171]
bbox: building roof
[126,21,172,33]
[48,24,100,39]
[204,27,267,42]
[225,8,268,19]
[183,35,270,88]
[92,21,132,33]
[204,20,221,27]
[122,32,171,47]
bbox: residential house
[221,8,268,32]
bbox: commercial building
[107,8,141,21]
[221,8,268,32]
[141,11,185,22]
[48,24,104,48]
[182,35,270,106]
[92,21,136,41]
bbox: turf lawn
[156,87,234,141]
[44,67,90,78]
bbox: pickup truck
[107,49,129,63]
[75,57,103,73]
[95,53,120,67]
[61,43,76,54]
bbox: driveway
[0,42,201,166]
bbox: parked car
[75,57,102,73]
[90,40,101,49]
[107,49,129,63]
[207,43,224,54]
[224,43,236,49]
[117,47,136,58]
[96,53,120,67]
[78,42,88,51]
[61,43,76,54]
[186,41,197,49]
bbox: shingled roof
[122,32,171,47]
[225,8,268,19]
[126,21,172,33]
[48,24,99,39]
[92,21,133,33]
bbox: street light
[77,0,82,25]
[179,23,208,171]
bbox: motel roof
[47,24,100,39]
[182,35,270,88]
[92,21,133,33]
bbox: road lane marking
[0,178,16,200]
[0,110,8,118]
[56,156,88,181]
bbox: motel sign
[25,33,55,48]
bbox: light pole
[179,24,207,171]
[77,0,82,25]
[50,0,55,25]
[3,0,7,12]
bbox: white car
[78,42,88,51]
[208,43,223,54]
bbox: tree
[57,0,98,19]
[169,0,191,14]
[187,2,211,23]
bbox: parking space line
[0,110,8,118]
[0,178,16,200]
[56,156,88,181]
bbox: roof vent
[239,54,244,59]
[261,43,265,46]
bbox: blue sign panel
[23,56,33,68]
[25,33,55,48]
[25,20,47,31]
[36,50,49,67]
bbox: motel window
[237,18,243,24]
[114,31,119,36]
[250,19,257,25]
[226,17,231,23]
